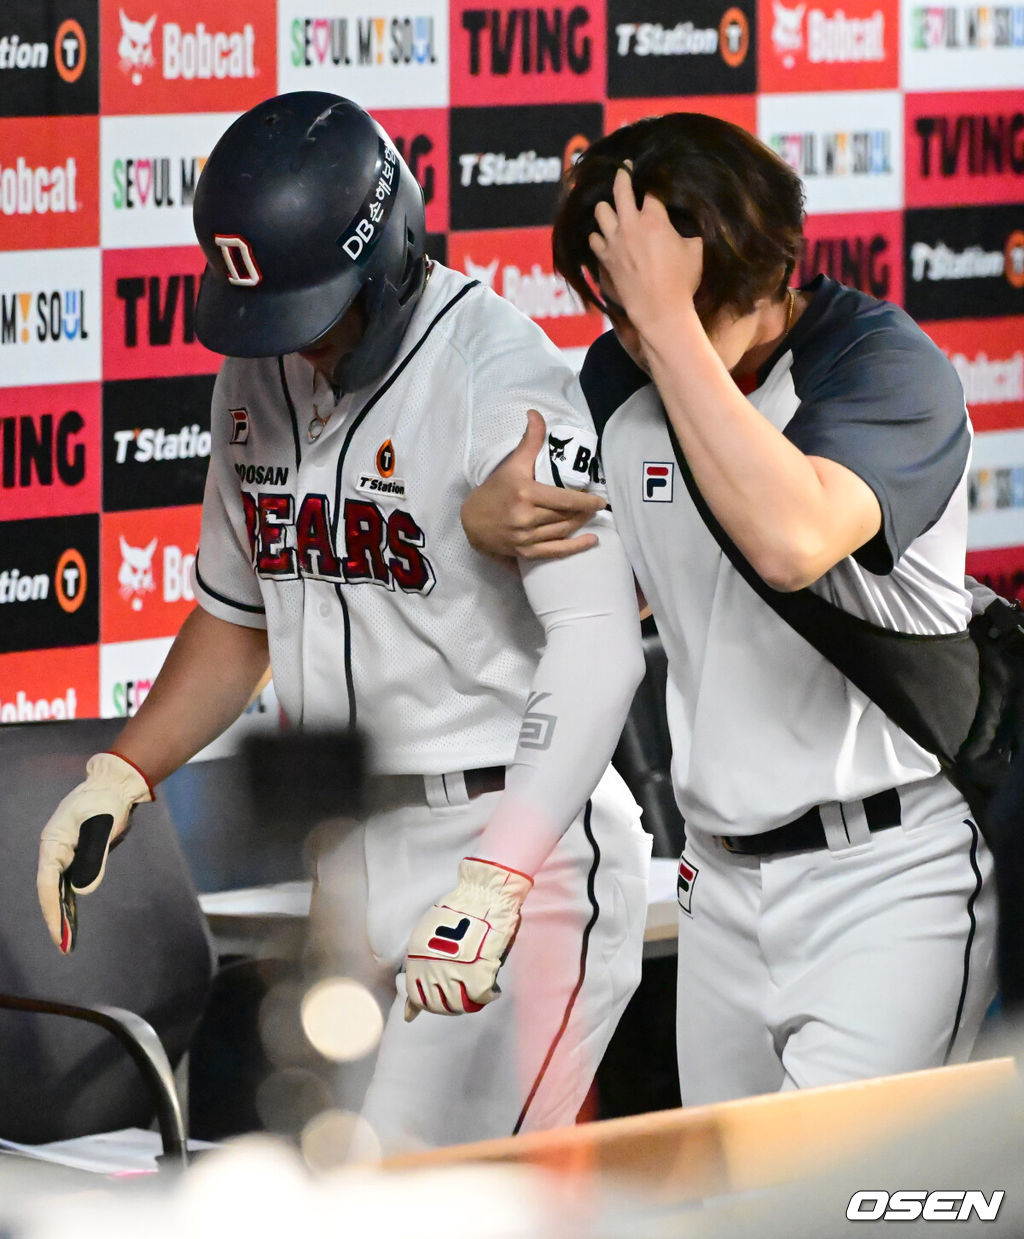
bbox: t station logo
[905,91,1024,208]
[450,102,601,229]
[0,514,98,654]
[607,0,754,98]
[450,1,605,105]
[905,205,1024,320]
[103,374,215,512]
[449,228,604,348]
[0,5,98,118]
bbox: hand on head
[461,409,605,561]
[588,165,704,329]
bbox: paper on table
[0,1128,214,1175]
[198,880,312,918]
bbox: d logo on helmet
[215,234,263,286]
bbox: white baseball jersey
[578,275,995,1103]
[194,262,605,776]
[582,275,975,835]
[192,260,652,1149]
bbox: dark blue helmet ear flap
[193,91,427,387]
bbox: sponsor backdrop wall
[1,0,1022,729]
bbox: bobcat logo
[771,1,805,67]
[463,255,499,290]
[548,433,572,463]
[118,535,157,611]
[118,9,156,85]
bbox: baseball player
[462,113,998,1103]
[35,93,651,1151]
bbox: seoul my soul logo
[0,288,89,345]
[770,128,892,177]
[910,4,1024,50]
[117,9,256,84]
[291,14,438,67]
[111,154,206,210]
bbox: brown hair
[553,112,806,325]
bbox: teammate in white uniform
[35,93,651,1151]
[462,112,998,1102]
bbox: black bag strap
[662,415,980,765]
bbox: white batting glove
[404,857,533,1021]
[37,752,153,954]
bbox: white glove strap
[458,856,533,905]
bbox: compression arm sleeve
[471,518,644,876]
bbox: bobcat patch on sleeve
[540,424,599,490]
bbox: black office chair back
[0,719,214,1143]
[613,630,687,859]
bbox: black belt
[716,788,902,856]
[462,766,507,798]
[366,765,505,811]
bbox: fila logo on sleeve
[229,407,249,444]
[643,461,674,502]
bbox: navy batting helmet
[193,91,427,390]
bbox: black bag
[666,426,1024,1007]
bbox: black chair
[0,719,215,1156]
[614,625,686,859]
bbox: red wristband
[105,750,156,801]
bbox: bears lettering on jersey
[241,490,435,594]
